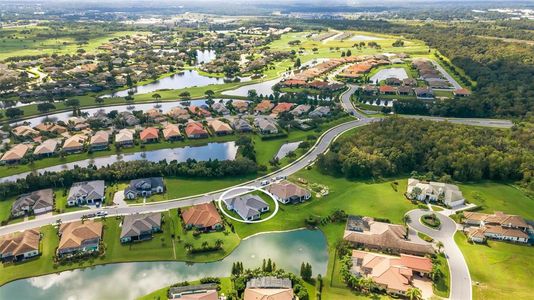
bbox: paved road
[430,59,462,90]
[406,209,472,300]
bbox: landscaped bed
[420,213,441,229]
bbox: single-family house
[208,119,233,135]
[12,125,39,138]
[181,202,223,231]
[271,102,294,117]
[62,134,87,153]
[33,139,58,157]
[244,277,294,300]
[145,108,166,123]
[362,85,378,95]
[267,181,311,204]
[168,284,219,300]
[120,212,162,243]
[115,128,135,147]
[0,229,40,262]
[232,118,253,132]
[1,144,30,163]
[124,177,165,199]
[57,220,103,257]
[224,194,269,221]
[406,178,465,207]
[11,189,54,217]
[140,127,159,143]
[343,216,435,256]
[466,225,529,244]
[255,118,278,135]
[385,77,402,86]
[34,123,68,134]
[291,104,311,117]
[162,123,182,140]
[118,111,140,126]
[89,131,109,150]
[351,250,433,297]
[167,107,190,120]
[185,122,209,139]
[414,87,434,98]
[453,88,471,97]
[309,106,331,118]
[188,105,211,117]
[426,78,450,89]
[67,180,105,206]
[212,102,230,115]
[402,78,417,86]
[254,100,274,114]
[397,86,413,96]
[379,85,396,95]
[463,211,530,244]
[232,100,249,113]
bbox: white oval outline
[217,185,279,224]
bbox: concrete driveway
[406,209,472,300]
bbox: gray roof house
[246,276,292,289]
[124,177,165,199]
[309,106,331,118]
[168,284,218,300]
[291,104,311,116]
[232,118,253,132]
[120,212,162,243]
[67,180,105,207]
[11,189,54,217]
[224,194,269,221]
[212,102,230,115]
[406,178,465,207]
[255,118,278,135]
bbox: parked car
[260,180,269,186]
[84,213,96,218]
[96,211,108,217]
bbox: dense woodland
[317,118,534,190]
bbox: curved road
[407,209,472,300]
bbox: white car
[96,211,108,217]
[260,180,269,186]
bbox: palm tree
[406,287,422,300]
[183,242,193,252]
[436,241,444,252]
[214,239,223,248]
[201,241,209,249]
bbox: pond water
[350,34,384,41]
[196,49,217,64]
[14,99,233,128]
[0,229,328,300]
[0,142,238,183]
[275,141,302,160]
[369,67,409,84]
[222,77,283,97]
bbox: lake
[370,67,409,84]
[0,229,328,300]
[0,142,238,183]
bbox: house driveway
[113,191,128,207]
[413,277,433,299]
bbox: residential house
[168,284,218,300]
[427,78,450,89]
[167,107,190,121]
[232,100,249,113]
[11,189,54,217]
[244,277,294,300]
[255,118,278,135]
[62,134,87,153]
[309,106,331,118]
[181,202,223,231]
[212,102,230,115]
[145,108,166,123]
[208,119,233,135]
[124,177,165,199]
[397,86,413,96]
[140,127,159,143]
[351,250,432,297]
[224,194,269,221]
[188,105,211,118]
[67,117,90,131]
[464,211,530,244]
[291,104,311,117]
[162,123,182,140]
[1,144,30,163]
[453,88,471,97]
[34,123,68,135]
[232,118,253,133]
[115,128,135,147]
[271,102,294,117]
[343,216,435,256]
[118,111,140,126]
[379,85,396,95]
[254,100,274,114]
[414,87,434,99]
[67,180,105,206]
[267,181,311,204]
[57,220,103,257]
[120,212,162,243]
[0,229,40,262]
[362,85,378,95]
[385,77,402,86]
[90,131,109,150]
[33,139,58,157]
[185,122,209,139]
[406,178,465,207]
[402,78,417,86]
[12,125,39,138]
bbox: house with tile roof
[188,105,211,117]
[67,180,105,206]
[244,277,294,300]
[309,106,331,118]
[232,118,253,132]
[453,88,471,97]
[124,177,165,199]
[254,100,274,114]
[208,119,233,135]
[0,229,40,262]
[12,125,39,137]
[291,104,311,117]
[267,181,311,204]
[12,189,54,217]
[232,100,249,113]
[255,118,278,135]
[115,128,135,147]
[33,139,58,157]
[271,102,294,117]
[379,85,397,95]
[224,194,269,221]
[90,131,109,150]
[181,202,223,231]
[168,284,219,300]
[120,213,162,243]
[351,250,432,297]
[463,211,531,244]
[406,178,465,207]
[185,122,209,139]
[343,216,435,256]
[1,144,30,163]
[140,127,159,143]
[34,123,68,134]
[167,107,190,120]
[62,134,87,153]
[57,220,103,257]
[162,123,182,140]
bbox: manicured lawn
[434,253,450,298]
[459,182,534,219]
[455,232,534,300]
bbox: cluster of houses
[278,79,344,92]
[463,211,532,244]
[337,54,400,79]
[406,178,466,207]
[343,215,435,297]
[168,276,296,300]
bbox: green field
[455,233,534,300]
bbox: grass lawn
[455,232,534,300]
[459,182,534,219]
[434,253,450,298]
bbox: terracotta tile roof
[1,144,30,161]
[272,102,294,114]
[0,229,40,257]
[188,106,211,117]
[181,203,222,228]
[140,127,159,141]
[464,211,529,229]
[58,220,103,251]
[115,128,134,143]
[34,139,58,155]
[12,125,39,137]
[162,123,181,140]
[453,88,471,96]
[379,85,396,93]
[90,131,109,145]
[185,122,208,137]
[267,181,311,200]
[254,100,274,113]
[62,134,87,150]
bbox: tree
[152,93,161,102]
[300,262,312,281]
[179,91,191,100]
[201,241,209,249]
[94,96,104,105]
[247,89,258,101]
[406,287,422,300]
[5,107,23,119]
[436,241,444,252]
[346,49,352,56]
[294,58,301,68]
[37,102,56,113]
[403,214,411,225]
[184,242,193,252]
[214,239,223,248]
[204,89,215,100]
[65,98,80,109]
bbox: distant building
[208,119,233,135]
[162,123,182,141]
[464,211,531,244]
[168,284,218,300]
[62,134,87,153]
